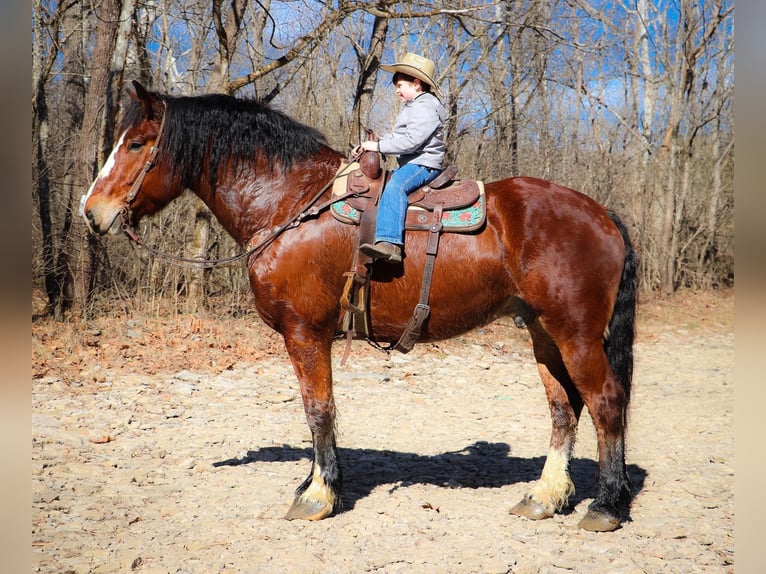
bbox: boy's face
[394,78,421,102]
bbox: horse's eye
[128,141,144,151]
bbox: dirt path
[32,291,734,573]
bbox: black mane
[119,91,329,188]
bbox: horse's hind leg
[511,324,582,520]
[567,341,632,531]
[282,330,342,521]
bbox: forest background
[31,0,734,319]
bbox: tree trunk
[183,0,248,314]
[185,201,211,314]
[507,19,524,178]
[656,0,689,294]
[69,0,124,315]
[349,10,388,148]
[33,0,56,316]
[634,0,658,286]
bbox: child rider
[356,52,446,264]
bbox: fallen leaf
[90,435,115,444]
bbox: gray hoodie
[377,92,446,170]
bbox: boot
[359,241,402,264]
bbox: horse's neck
[194,151,342,246]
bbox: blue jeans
[375,163,441,245]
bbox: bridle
[119,100,168,244]
[118,101,364,269]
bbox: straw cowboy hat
[380,52,440,94]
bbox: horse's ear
[130,80,158,119]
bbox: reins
[120,106,363,269]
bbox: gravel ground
[32,291,734,573]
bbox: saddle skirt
[331,162,486,232]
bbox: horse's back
[351,176,626,342]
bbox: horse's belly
[367,275,519,342]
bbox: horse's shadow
[214,441,646,515]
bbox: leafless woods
[32,0,733,319]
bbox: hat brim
[380,63,438,91]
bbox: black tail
[604,211,638,408]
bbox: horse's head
[80,81,177,235]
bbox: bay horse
[81,81,637,532]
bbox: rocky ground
[32,290,734,573]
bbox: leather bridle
[120,100,168,241]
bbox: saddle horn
[359,127,381,180]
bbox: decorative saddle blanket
[330,162,486,232]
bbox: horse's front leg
[282,329,342,521]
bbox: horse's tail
[605,211,638,409]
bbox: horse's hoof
[577,509,621,532]
[285,496,334,521]
[509,496,554,520]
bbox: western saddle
[331,148,485,363]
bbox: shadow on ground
[214,440,646,516]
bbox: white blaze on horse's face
[80,131,128,235]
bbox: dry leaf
[90,435,115,444]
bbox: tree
[655,0,732,293]
[33,0,60,316]
[349,9,389,149]
[183,0,250,314]
[65,0,134,315]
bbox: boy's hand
[351,141,379,157]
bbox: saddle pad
[331,180,486,233]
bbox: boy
[357,52,446,264]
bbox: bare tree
[182,0,250,314]
[33,0,61,316]
[68,0,134,315]
[349,8,389,149]
[695,20,734,287]
[655,0,732,293]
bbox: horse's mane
[118,91,329,189]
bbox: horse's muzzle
[80,195,121,236]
